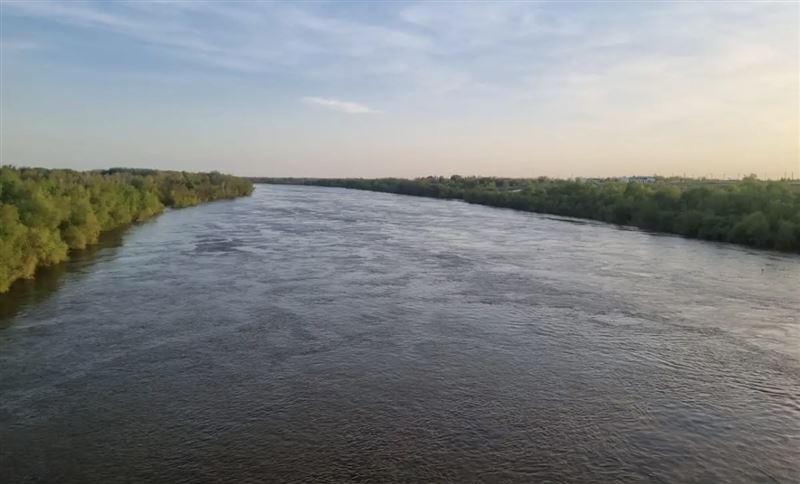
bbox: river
[1,184,799,483]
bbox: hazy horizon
[1,1,798,179]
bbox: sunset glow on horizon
[1,1,798,179]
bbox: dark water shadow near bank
[0,228,127,327]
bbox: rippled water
[1,185,799,483]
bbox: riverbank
[2,183,798,483]
[0,166,253,293]
[255,176,800,253]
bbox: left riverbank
[0,166,253,293]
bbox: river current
[1,184,798,482]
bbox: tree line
[1,166,253,293]
[257,176,800,253]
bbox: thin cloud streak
[0,39,39,51]
[302,97,375,114]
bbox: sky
[1,1,798,178]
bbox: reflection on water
[0,228,125,324]
[1,186,799,483]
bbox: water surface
[1,185,799,482]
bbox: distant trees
[0,166,253,292]
[261,176,800,253]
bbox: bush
[259,176,800,253]
[0,166,253,292]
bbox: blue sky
[1,1,798,178]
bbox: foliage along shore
[1,166,253,293]
[255,176,800,253]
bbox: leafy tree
[258,175,800,253]
[0,166,253,293]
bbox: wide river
[1,185,799,483]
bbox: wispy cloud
[1,1,432,74]
[1,1,797,177]
[302,97,375,114]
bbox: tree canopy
[1,166,253,292]
[258,176,800,253]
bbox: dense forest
[0,167,253,292]
[258,176,800,253]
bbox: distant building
[617,176,656,184]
